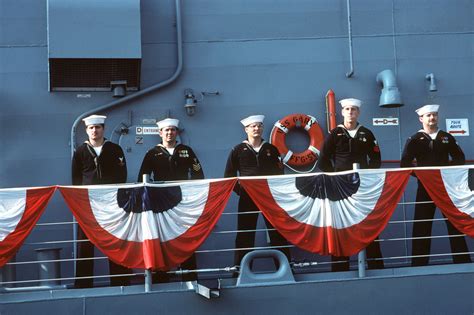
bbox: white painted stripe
[282,151,293,163]
[304,116,317,131]
[308,145,320,155]
[274,122,289,134]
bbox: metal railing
[1,203,472,291]
[1,177,472,292]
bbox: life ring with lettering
[270,114,325,168]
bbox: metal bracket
[194,282,220,299]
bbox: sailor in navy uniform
[137,118,204,282]
[401,104,471,266]
[318,99,381,172]
[137,118,203,181]
[317,98,384,271]
[224,115,291,267]
[71,114,131,288]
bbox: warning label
[446,119,469,136]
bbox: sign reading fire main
[446,119,469,136]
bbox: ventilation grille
[49,58,141,91]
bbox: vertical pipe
[70,0,184,276]
[145,270,152,293]
[326,89,337,132]
[358,250,366,278]
[0,256,16,288]
[70,0,184,155]
[353,163,366,278]
[35,248,62,286]
[142,174,153,292]
[345,0,354,78]
[390,0,407,259]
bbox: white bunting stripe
[267,171,386,228]
[88,182,210,242]
[440,168,474,217]
[0,189,26,241]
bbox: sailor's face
[245,123,264,138]
[419,112,438,127]
[86,124,104,141]
[159,126,178,142]
[341,106,360,123]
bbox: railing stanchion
[35,248,62,286]
[145,269,152,292]
[353,163,366,278]
[0,255,16,288]
[142,174,153,291]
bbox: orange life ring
[270,114,325,168]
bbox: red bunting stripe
[240,170,410,256]
[415,168,474,238]
[59,179,236,270]
[0,186,56,267]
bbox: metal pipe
[353,163,366,278]
[70,0,184,157]
[425,73,437,91]
[0,285,68,293]
[142,173,153,292]
[325,89,337,132]
[376,69,403,107]
[35,248,62,286]
[358,250,366,278]
[376,70,399,93]
[69,0,184,274]
[0,255,16,288]
[145,270,152,292]
[345,0,354,78]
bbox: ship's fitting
[184,88,197,116]
[184,89,220,116]
[376,69,404,108]
[110,80,128,98]
[426,73,437,92]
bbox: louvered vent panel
[49,58,141,91]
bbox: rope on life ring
[270,113,325,172]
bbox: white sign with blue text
[446,119,469,136]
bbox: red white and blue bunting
[240,170,411,256]
[59,178,236,270]
[0,167,472,268]
[415,166,474,237]
[0,186,56,267]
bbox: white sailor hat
[240,115,265,127]
[157,118,179,130]
[415,104,439,116]
[339,98,362,108]
[83,115,107,126]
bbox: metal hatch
[47,0,142,91]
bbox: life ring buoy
[270,114,325,168]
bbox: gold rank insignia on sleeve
[192,158,201,171]
[118,157,125,166]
